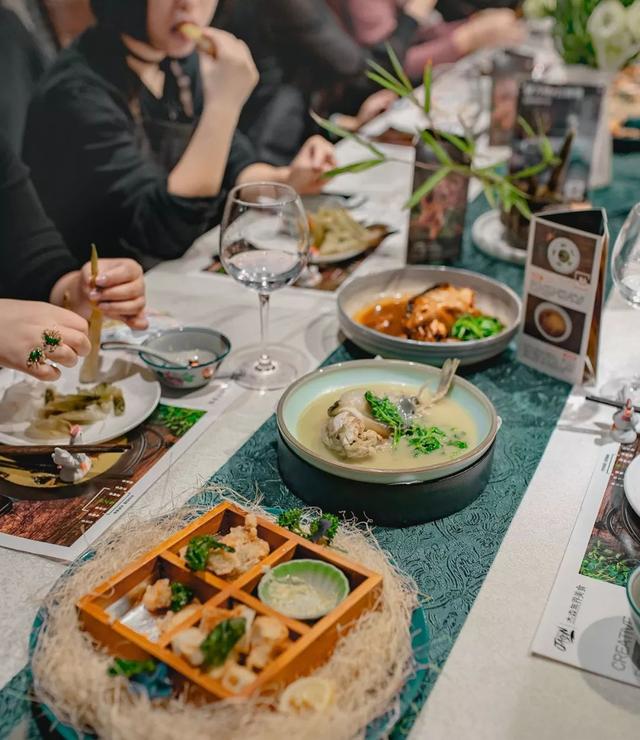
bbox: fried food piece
[142,578,172,612]
[171,626,206,667]
[247,616,289,670]
[220,663,257,692]
[206,514,270,578]
[404,284,478,342]
[157,603,201,635]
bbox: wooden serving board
[77,501,383,701]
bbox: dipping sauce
[267,574,337,615]
[149,349,218,368]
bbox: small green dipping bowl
[258,559,350,621]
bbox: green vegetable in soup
[364,390,404,444]
[406,425,446,454]
[108,657,156,678]
[170,582,194,612]
[184,535,235,571]
[200,617,246,668]
[450,314,504,341]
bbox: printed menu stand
[517,208,608,385]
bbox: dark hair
[90,0,149,42]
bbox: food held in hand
[297,384,475,466]
[180,513,270,578]
[80,244,103,383]
[177,22,218,57]
[308,208,386,257]
[355,283,504,342]
[29,383,125,439]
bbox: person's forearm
[235,163,290,186]
[168,104,240,198]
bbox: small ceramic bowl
[258,559,349,620]
[626,564,640,644]
[139,327,231,390]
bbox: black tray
[277,432,495,527]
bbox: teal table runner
[1,155,638,739]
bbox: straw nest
[31,498,419,740]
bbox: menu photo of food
[523,294,586,355]
[530,216,598,285]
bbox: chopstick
[0,444,132,456]
[585,395,640,413]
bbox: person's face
[147,0,218,57]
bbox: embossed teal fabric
[0,154,637,739]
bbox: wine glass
[219,182,310,391]
[603,203,640,402]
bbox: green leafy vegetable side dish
[184,534,235,571]
[364,390,404,445]
[200,617,246,668]
[108,657,156,678]
[277,509,340,545]
[170,582,194,612]
[450,314,504,341]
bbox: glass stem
[256,292,276,373]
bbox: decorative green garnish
[448,439,469,449]
[184,535,235,571]
[200,618,246,668]
[170,582,194,612]
[450,314,504,342]
[406,425,446,454]
[364,390,404,445]
[108,657,156,678]
[278,509,340,545]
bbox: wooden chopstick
[585,395,640,414]
[0,444,132,456]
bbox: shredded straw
[31,495,419,740]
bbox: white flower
[523,0,556,19]
[587,0,637,71]
[627,0,640,41]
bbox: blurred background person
[23,0,336,269]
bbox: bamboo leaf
[385,42,414,93]
[423,61,432,115]
[405,166,451,210]
[367,59,408,91]
[512,195,532,219]
[517,116,536,139]
[366,70,408,98]
[419,129,452,165]
[509,160,552,181]
[437,130,473,157]
[310,110,385,159]
[482,182,497,209]
[323,159,385,178]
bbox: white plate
[309,242,373,266]
[472,210,527,266]
[0,356,161,446]
[624,456,640,518]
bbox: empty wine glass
[604,203,640,402]
[219,182,310,391]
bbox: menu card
[517,208,608,385]
[533,440,640,688]
[510,81,604,202]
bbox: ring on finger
[42,328,62,353]
[27,346,46,368]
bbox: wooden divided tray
[77,501,383,702]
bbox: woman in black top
[0,134,147,381]
[23,0,336,269]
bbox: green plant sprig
[313,44,559,217]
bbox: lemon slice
[279,677,335,714]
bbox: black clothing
[0,8,46,155]
[0,134,78,302]
[90,0,149,42]
[438,0,518,22]
[23,26,256,269]
[215,0,417,164]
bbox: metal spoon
[100,341,198,369]
[397,358,461,421]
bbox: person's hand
[0,300,90,381]
[51,259,148,330]
[199,28,259,109]
[355,90,398,129]
[453,10,525,55]
[403,0,437,24]
[286,136,337,195]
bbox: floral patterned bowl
[139,327,231,390]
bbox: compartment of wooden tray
[77,501,383,702]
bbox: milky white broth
[296,383,478,470]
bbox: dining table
[2,58,640,739]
